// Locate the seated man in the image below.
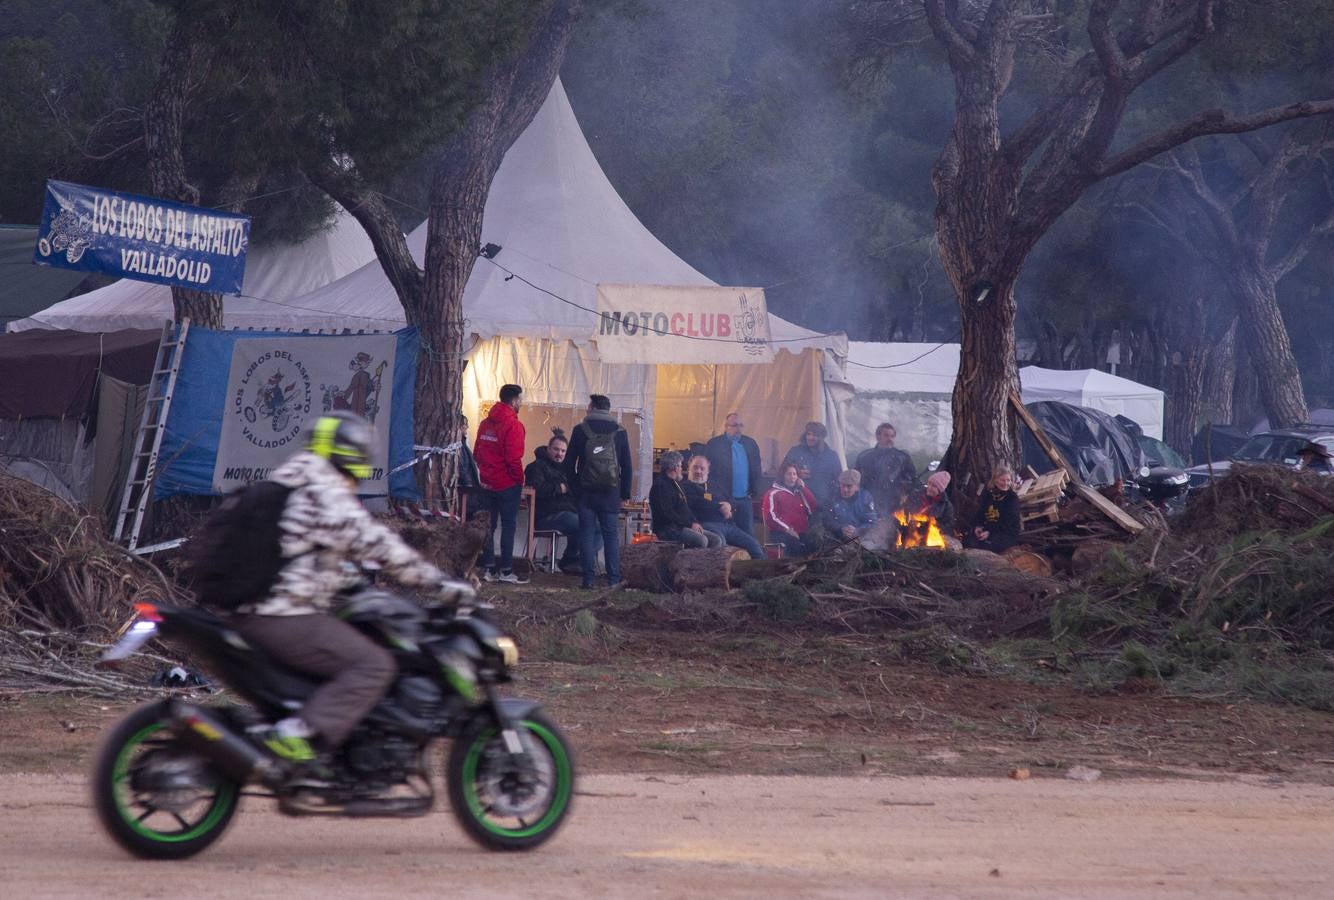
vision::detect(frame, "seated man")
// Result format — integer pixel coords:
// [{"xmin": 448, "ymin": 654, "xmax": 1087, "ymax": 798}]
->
[
  {"xmin": 682, "ymin": 455, "xmax": 764, "ymax": 558},
  {"xmin": 824, "ymin": 469, "xmax": 886, "ymax": 549},
  {"xmin": 649, "ymin": 451, "xmax": 724, "ymax": 549},
  {"xmin": 523, "ymin": 428, "xmax": 583, "ymax": 574}
]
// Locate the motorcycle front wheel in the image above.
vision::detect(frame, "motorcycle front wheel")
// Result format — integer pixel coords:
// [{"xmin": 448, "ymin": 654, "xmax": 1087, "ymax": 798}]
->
[
  {"xmin": 446, "ymin": 710, "xmax": 574, "ymax": 851},
  {"xmin": 92, "ymin": 702, "xmax": 240, "ymax": 859}
]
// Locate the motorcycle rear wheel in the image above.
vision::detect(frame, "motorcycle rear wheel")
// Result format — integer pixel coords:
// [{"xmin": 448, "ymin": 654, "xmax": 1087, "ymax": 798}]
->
[
  {"xmin": 446, "ymin": 710, "xmax": 574, "ymax": 851},
  {"xmin": 92, "ymin": 702, "xmax": 241, "ymax": 859}
]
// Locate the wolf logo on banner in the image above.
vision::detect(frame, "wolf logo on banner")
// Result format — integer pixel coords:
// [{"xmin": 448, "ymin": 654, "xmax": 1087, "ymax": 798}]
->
[
  {"xmin": 215, "ymin": 334, "xmax": 397, "ymax": 495},
  {"xmin": 322, "ymin": 351, "xmax": 387, "ymax": 423}
]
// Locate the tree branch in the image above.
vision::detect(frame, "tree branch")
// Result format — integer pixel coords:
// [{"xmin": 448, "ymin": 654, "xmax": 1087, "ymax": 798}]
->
[
  {"xmin": 1088, "ymin": 0, "xmax": 1126, "ymax": 83},
  {"xmin": 1097, "ymin": 99, "xmax": 1334, "ymax": 179},
  {"xmin": 1125, "ymin": 0, "xmax": 1215, "ymax": 89},
  {"xmin": 925, "ymin": 0, "xmax": 976, "ymax": 64}
]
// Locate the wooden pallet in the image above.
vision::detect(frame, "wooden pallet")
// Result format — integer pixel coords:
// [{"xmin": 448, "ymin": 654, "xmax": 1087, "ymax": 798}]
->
[{"xmin": 1016, "ymin": 469, "xmax": 1068, "ymax": 527}]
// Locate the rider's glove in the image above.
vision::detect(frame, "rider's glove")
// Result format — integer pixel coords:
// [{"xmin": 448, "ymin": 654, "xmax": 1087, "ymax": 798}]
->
[{"xmin": 438, "ymin": 577, "xmax": 477, "ymax": 606}]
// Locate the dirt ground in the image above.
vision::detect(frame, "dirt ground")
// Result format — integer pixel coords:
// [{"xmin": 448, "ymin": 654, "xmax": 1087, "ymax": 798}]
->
[
  {"xmin": 3, "ymin": 579, "xmax": 1334, "ymax": 895},
  {"xmin": 1, "ymin": 772, "xmax": 1332, "ymax": 897},
  {"xmin": 4, "ymin": 580, "xmax": 1334, "ymax": 783}
]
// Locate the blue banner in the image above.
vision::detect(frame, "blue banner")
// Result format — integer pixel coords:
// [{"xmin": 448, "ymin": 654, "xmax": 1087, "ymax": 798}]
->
[
  {"xmin": 154, "ymin": 326, "xmax": 420, "ymax": 499},
  {"xmin": 32, "ymin": 180, "xmax": 250, "ymax": 294}
]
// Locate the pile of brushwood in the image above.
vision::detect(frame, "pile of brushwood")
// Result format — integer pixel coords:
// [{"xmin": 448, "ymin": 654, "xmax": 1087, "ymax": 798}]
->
[
  {"xmin": 0, "ymin": 473, "xmax": 185, "ymax": 696},
  {"xmin": 584, "ymin": 464, "xmax": 1334, "ymax": 709},
  {"xmin": 1045, "ymin": 464, "xmax": 1334, "ymax": 709}
]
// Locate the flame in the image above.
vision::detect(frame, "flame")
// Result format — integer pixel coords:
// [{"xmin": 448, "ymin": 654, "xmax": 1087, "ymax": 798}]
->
[{"xmin": 894, "ymin": 510, "xmax": 946, "ymax": 549}]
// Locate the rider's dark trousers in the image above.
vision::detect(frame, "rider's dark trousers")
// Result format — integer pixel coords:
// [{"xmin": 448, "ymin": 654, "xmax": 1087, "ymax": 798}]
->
[{"xmin": 230, "ymin": 613, "xmax": 395, "ymax": 747}]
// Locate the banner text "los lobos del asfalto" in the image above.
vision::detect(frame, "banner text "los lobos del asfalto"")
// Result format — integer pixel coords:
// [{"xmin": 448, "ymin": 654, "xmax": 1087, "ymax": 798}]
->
[{"xmin": 33, "ymin": 180, "xmax": 250, "ymax": 294}]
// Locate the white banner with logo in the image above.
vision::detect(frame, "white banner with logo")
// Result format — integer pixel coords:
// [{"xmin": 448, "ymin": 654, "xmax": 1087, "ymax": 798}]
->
[
  {"xmin": 593, "ymin": 284, "xmax": 774, "ymax": 364},
  {"xmin": 213, "ymin": 334, "xmax": 398, "ymax": 494}
]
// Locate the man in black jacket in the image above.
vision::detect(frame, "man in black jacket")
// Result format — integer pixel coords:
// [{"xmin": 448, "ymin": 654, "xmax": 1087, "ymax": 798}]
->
[
  {"xmin": 564, "ymin": 395, "xmax": 634, "ymax": 589},
  {"xmin": 524, "ymin": 428, "xmax": 582, "ymax": 574},
  {"xmin": 703, "ymin": 412, "xmax": 765, "ymax": 537},
  {"xmin": 650, "ymin": 451, "xmax": 723, "ymax": 548},
  {"xmin": 683, "ymin": 454, "xmax": 764, "ymax": 558}
]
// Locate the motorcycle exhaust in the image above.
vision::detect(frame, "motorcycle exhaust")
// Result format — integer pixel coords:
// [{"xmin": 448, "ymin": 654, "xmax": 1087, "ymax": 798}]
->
[{"xmin": 167, "ymin": 701, "xmax": 284, "ymax": 787}]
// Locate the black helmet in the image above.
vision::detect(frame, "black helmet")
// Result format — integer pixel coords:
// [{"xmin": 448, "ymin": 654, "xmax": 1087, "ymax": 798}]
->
[{"xmin": 306, "ymin": 412, "xmax": 373, "ymax": 479}]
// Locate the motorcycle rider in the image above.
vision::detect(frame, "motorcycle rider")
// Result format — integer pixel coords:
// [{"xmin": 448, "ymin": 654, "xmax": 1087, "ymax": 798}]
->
[{"xmin": 228, "ymin": 412, "xmax": 475, "ymax": 778}]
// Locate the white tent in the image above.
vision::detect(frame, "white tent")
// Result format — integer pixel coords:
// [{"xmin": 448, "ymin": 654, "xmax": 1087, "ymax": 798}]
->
[
  {"xmin": 1020, "ymin": 366, "xmax": 1164, "ymax": 439},
  {"xmin": 15, "ymin": 80, "xmax": 849, "ymax": 493},
  {"xmin": 844, "ymin": 342, "xmax": 959, "ymax": 463},
  {"xmin": 7, "ymin": 203, "xmax": 378, "ymax": 333}
]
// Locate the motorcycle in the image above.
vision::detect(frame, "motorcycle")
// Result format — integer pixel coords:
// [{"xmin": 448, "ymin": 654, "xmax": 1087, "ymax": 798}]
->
[{"xmin": 91, "ymin": 591, "xmax": 574, "ymax": 859}]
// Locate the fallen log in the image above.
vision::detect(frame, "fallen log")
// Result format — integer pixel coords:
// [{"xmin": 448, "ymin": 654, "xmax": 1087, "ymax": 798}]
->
[
  {"xmin": 670, "ymin": 546, "xmax": 750, "ymax": 593},
  {"xmin": 728, "ymin": 557, "xmax": 803, "ymax": 586},
  {"xmin": 621, "ymin": 540, "xmax": 683, "ymax": 592},
  {"xmin": 1002, "ymin": 546, "xmax": 1054, "ymax": 577}
]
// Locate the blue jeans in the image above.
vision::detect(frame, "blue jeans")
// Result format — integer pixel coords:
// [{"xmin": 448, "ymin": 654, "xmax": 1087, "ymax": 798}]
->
[
  {"xmin": 578, "ymin": 490, "xmax": 621, "ymax": 588},
  {"xmin": 477, "ymin": 484, "xmax": 522, "ymax": 573},
  {"xmin": 702, "ymin": 521, "xmax": 763, "ymax": 559},
  {"xmin": 726, "ymin": 497, "xmax": 754, "ymax": 536},
  {"xmin": 535, "ymin": 510, "xmax": 582, "ymax": 564}
]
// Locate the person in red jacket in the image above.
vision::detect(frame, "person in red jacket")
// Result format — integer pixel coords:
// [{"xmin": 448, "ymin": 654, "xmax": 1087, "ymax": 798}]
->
[
  {"xmin": 472, "ymin": 384, "xmax": 528, "ymax": 583},
  {"xmin": 762, "ymin": 461, "xmax": 821, "ymax": 557}
]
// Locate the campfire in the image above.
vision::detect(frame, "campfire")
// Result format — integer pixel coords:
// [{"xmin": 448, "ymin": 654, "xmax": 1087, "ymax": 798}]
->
[{"xmin": 894, "ymin": 510, "xmax": 946, "ymax": 549}]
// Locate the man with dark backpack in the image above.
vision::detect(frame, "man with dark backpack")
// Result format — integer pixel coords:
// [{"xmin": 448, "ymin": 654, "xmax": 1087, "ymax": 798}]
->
[
  {"xmin": 564, "ymin": 394, "xmax": 632, "ymax": 589},
  {"xmin": 191, "ymin": 412, "xmax": 474, "ymax": 780}
]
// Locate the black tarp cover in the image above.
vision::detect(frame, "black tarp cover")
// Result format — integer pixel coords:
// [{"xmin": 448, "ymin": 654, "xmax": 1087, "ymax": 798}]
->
[
  {"xmin": 0, "ymin": 328, "xmax": 159, "ymax": 420},
  {"xmin": 1020, "ymin": 400, "xmax": 1147, "ymax": 486}
]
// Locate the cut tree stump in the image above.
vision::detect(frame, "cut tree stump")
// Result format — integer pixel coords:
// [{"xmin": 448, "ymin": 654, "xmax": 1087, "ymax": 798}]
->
[
  {"xmin": 1070, "ymin": 539, "xmax": 1121, "ymax": 576},
  {"xmin": 621, "ymin": 541, "xmax": 683, "ymax": 592},
  {"xmin": 670, "ymin": 546, "xmax": 751, "ymax": 593},
  {"xmin": 1000, "ymin": 546, "xmax": 1054, "ymax": 577},
  {"xmin": 394, "ymin": 515, "xmax": 489, "ymax": 579}
]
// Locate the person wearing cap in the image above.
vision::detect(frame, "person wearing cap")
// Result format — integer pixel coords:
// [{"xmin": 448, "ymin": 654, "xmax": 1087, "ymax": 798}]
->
[
  {"xmin": 907, "ymin": 470, "xmax": 956, "ymax": 531},
  {"xmin": 824, "ymin": 469, "xmax": 880, "ymax": 545},
  {"xmin": 782, "ymin": 421, "xmax": 843, "ymax": 511},
  {"xmin": 1297, "ymin": 442, "xmax": 1333, "ymax": 474}
]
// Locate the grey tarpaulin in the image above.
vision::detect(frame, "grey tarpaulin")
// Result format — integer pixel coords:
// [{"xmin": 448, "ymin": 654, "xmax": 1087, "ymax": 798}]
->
[
  {"xmin": 1019, "ymin": 401, "xmax": 1147, "ymax": 486},
  {"xmin": 93, "ymin": 375, "xmax": 148, "ymax": 522}
]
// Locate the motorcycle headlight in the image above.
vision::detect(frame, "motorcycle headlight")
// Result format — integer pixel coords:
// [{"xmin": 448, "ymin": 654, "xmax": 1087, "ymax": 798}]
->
[{"xmin": 493, "ymin": 636, "xmax": 519, "ymax": 667}]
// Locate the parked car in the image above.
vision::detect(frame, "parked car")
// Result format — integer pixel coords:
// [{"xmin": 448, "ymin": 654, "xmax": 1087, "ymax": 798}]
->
[{"xmin": 1185, "ymin": 426, "xmax": 1334, "ymax": 491}]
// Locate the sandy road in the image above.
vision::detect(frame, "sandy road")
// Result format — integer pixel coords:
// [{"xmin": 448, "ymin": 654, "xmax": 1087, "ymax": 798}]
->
[{"xmin": 1, "ymin": 772, "xmax": 1331, "ymax": 898}]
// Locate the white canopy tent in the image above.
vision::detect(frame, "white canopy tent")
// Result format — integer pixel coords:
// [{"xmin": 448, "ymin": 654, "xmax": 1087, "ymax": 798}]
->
[
  {"xmin": 844, "ymin": 342, "xmax": 959, "ymax": 464},
  {"xmin": 15, "ymin": 80, "xmax": 849, "ymax": 494},
  {"xmin": 1019, "ymin": 366, "xmax": 1164, "ymax": 439},
  {"xmin": 7, "ymin": 203, "xmax": 378, "ymax": 333}
]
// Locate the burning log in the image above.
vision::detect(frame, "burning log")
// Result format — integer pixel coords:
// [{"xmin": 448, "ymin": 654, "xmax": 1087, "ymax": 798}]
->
[{"xmin": 894, "ymin": 510, "xmax": 947, "ymax": 549}]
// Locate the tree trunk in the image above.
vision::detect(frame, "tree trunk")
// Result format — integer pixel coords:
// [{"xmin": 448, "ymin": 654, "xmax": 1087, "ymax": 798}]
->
[
  {"xmin": 669, "ymin": 546, "xmax": 750, "ymax": 593},
  {"xmin": 1230, "ymin": 262, "xmax": 1308, "ymax": 428},
  {"xmin": 144, "ymin": 15, "xmax": 223, "ymax": 329},
  {"xmin": 416, "ymin": 0, "xmax": 581, "ymax": 509},
  {"xmin": 1200, "ymin": 318, "xmax": 1237, "ymax": 427},
  {"xmin": 1163, "ymin": 297, "xmax": 1208, "ymax": 455}
]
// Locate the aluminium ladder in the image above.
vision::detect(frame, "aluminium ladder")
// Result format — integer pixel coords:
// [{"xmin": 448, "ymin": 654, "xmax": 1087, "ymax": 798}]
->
[{"xmin": 114, "ymin": 318, "xmax": 191, "ymax": 551}]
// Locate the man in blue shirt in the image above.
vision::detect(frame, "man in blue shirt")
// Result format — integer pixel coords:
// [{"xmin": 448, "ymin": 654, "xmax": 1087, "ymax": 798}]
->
[{"xmin": 703, "ymin": 412, "xmax": 765, "ymax": 536}]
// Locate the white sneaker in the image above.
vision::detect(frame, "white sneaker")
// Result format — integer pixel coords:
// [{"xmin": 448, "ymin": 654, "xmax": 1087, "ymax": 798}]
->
[
  {"xmin": 482, "ymin": 570, "xmax": 498, "ymax": 583},
  {"xmin": 495, "ymin": 570, "xmax": 529, "ymax": 585}
]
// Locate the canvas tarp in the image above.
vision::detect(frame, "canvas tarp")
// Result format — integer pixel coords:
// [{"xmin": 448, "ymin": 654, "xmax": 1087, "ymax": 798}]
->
[
  {"xmin": 0, "ymin": 328, "xmax": 159, "ymax": 420},
  {"xmin": 1020, "ymin": 366, "xmax": 1164, "ymax": 440},
  {"xmin": 0, "ymin": 224, "xmax": 90, "ymax": 326}
]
